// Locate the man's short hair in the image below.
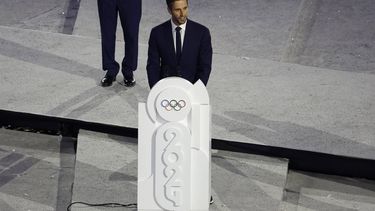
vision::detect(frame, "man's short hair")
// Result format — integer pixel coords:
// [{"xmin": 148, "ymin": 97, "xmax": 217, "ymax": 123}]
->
[{"xmin": 166, "ymin": 0, "xmax": 188, "ymax": 8}]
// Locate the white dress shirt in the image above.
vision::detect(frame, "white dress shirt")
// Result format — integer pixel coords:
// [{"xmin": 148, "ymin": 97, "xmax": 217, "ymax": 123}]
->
[{"xmin": 171, "ymin": 19, "xmax": 187, "ymax": 53}]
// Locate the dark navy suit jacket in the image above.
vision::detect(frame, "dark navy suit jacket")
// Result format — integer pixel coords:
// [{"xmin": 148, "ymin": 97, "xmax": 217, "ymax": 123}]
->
[{"xmin": 146, "ymin": 19, "xmax": 213, "ymax": 88}]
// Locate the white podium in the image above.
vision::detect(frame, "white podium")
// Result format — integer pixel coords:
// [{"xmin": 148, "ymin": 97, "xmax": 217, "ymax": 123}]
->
[{"xmin": 138, "ymin": 77, "xmax": 211, "ymax": 211}]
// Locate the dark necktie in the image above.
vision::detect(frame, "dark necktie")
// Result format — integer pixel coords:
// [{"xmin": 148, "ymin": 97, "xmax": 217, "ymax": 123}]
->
[{"xmin": 176, "ymin": 26, "xmax": 182, "ymax": 63}]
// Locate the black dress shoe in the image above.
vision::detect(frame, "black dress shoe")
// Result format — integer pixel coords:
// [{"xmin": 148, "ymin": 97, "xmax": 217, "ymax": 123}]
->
[
  {"xmin": 124, "ymin": 77, "xmax": 136, "ymax": 87},
  {"xmin": 100, "ymin": 76, "xmax": 115, "ymax": 87},
  {"xmin": 210, "ymin": 196, "xmax": 214, "ymax": 204}
]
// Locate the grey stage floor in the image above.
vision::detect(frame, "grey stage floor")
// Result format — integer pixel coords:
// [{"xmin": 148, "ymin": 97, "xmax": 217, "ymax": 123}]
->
[
  {"xmin": 1, "ymin": 128, "xmax": 375, "ymax": 211},
  {"xmin": 0, "ymin": 0, "xmax": 374, "ymax": 160}
]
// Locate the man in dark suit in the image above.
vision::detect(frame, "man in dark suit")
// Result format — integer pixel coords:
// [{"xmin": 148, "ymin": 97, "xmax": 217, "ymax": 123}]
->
[
  {"xmin": 146, "ymin": 0, "xmax": 212, "ymax": 88},
  {"xmin": 98, "ymin": 0, "xmax": 141, "ymax": 87}
]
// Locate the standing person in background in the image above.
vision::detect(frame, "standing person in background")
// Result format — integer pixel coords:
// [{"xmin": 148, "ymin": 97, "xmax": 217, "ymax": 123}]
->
[
  {"xmin": 98, "ymin": 0, "xmax": 141, "ymax": 87},
  {"xmin": 146, "ymin": 0, "xmax": 212, "ymax": 88}
]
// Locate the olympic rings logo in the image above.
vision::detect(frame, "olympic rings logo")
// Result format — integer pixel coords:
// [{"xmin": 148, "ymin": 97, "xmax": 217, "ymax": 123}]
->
[{"xmin": 161, "ymin": 99, "xmax": 186, "ymax": 111}]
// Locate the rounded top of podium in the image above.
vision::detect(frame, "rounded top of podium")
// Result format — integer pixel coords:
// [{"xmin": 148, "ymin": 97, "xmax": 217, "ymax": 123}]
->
[{"xmin": 146, "ymin": 77, "xmax": 209, "ymax": 122}]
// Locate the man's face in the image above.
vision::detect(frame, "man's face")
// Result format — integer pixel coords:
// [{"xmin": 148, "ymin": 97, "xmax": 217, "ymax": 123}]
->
[{"xmin": 168, "ymin": 0, "xmax": 188, "ymax": 25}]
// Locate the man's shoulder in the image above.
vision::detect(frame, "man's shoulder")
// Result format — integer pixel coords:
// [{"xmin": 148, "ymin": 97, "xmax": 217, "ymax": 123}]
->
[
  {"xmin": 151, "ymin": 20, "xmax": 170, "ymax": 32},
  {"xmin": 187, "ymin": 19, "xmax": 209, "ymax": 32}
]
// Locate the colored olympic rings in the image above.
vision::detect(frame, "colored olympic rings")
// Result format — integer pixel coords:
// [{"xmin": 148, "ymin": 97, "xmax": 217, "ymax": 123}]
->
[{"xmin": 161, "ymin": 99, "xmax": 186, "ymax": 111}]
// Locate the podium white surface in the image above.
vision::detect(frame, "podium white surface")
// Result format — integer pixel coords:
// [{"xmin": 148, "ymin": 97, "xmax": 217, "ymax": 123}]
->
[{"xmin": 138, "ymin": 78, "xmax": 211, "ymax": 211}]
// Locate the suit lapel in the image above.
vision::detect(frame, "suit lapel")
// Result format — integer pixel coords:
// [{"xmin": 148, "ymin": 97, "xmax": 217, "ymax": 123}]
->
[{"xmin": 163, "ymin": 21, "xmax": 177, "ymax": 62}]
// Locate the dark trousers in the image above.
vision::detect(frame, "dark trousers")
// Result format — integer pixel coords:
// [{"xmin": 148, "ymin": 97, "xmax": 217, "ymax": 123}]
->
[{"xmin": 97, "ymin": 0, "xmax": 141, "ymax": 78}]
